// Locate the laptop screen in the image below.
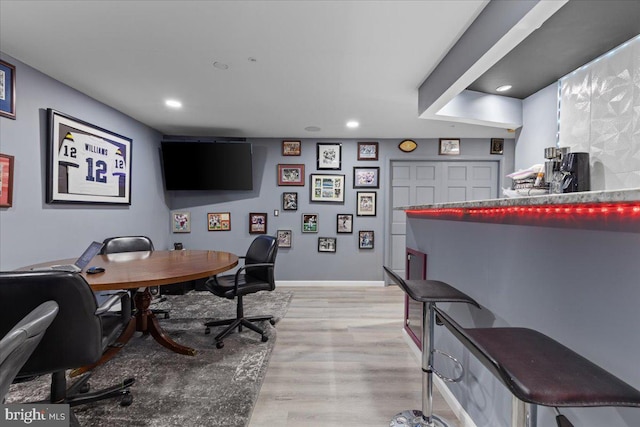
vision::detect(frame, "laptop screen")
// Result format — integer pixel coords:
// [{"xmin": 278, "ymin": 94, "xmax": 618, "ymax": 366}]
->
[{"xmin": 75, "ymin": 241, "xmax": 104, "ymax": 270}]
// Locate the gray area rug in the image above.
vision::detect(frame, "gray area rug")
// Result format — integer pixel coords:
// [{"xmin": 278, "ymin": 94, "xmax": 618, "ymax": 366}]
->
[{"xmin": 7, "ymin": 289, "xmax": 293, "ymax": 427}]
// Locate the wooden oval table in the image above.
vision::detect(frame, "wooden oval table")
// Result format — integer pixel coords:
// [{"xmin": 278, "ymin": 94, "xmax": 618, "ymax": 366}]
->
[{"xmin": 23, "ymin": 250, "xmax": 238, "ymax": 373}]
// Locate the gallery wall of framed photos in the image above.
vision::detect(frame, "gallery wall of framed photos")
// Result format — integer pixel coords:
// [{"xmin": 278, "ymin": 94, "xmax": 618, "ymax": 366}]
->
[
  {"xmin": 272, "ymin": 140, "xmax": 380, "ymax": 254},
  {"xmin": 162, "ymin": 135, "xmax": 511, "ymax": 281}
]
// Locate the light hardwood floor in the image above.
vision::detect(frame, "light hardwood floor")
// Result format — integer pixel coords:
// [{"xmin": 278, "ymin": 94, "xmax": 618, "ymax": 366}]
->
[{"xmin": 249, "ymin": 286, "xmax": 460, "ymax": 427}]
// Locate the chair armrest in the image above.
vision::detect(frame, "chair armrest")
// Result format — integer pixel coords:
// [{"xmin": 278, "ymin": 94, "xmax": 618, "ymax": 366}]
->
[
  {"xmin": 234, "ymin": 262, "xmax": 275, "ymax": 279},
  {"xmin": 95, "ymin": 291, "xmax": 128, "ymax": 315}
]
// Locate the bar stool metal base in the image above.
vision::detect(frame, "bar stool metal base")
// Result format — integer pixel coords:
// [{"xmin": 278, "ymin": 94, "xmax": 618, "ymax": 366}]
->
[{"xmin": 390, "ymin": 410, "xmax": 453, "ymax": 427}]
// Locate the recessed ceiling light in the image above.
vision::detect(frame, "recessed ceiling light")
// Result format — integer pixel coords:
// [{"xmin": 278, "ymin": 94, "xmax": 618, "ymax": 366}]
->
[
  {"xmin": 496, "ymin": 84, "xmax": 513, "ymax": 92},
  {"xmin": 165, "ymin": 99, "xmax": 182, "ymax": 108},
  {"xmin": 346, "ymin": 121, "xmax": 359, "ymax": 129},
  {"xmin": 305, "ymin": 126, "xmax": 321, "ymax": 132},
  {"xmin": 213, "ymin": 61, "xmax": 229, "ymax": 70}
]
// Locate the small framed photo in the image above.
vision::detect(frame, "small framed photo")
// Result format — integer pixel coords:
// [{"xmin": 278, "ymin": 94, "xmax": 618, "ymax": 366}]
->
[
  {"xmin": 491, "ymin": 138, "xmax": 504, "ymax": 155},
  {"xmin": 356, "ymin": 191, "xmax": 377, "ymax": 216},
  {"xmin": 302, "ymin": 213, "xmax": 319, "ymax": 233},
  {"xmin": 0, "ymin": 153, "xmax": 15, "ymax": 207},
  {"xmin": 249, "ymin": 212, "xmax": 267, "ymax": 234},
  {"xmin": 317, "ymin": 143, "xmax": 342, "ymax": 170},
  {"xmin": 277, "ymin": 230, "xmax": 292, "ymax": 248},
  {"xmin": 353, "ymin": 167, "xmax": 379, "ymax": 188},
  {"xmin": 0, "ymin": 60, "xmax": 16, "ymax": 119},
  {"xmin": 439, "ymin": 138, "xmax": 460, "ymax": 155},
  {"xmin": 208, "ymin": 212, "xmax": 231, "ymax": 231},
  {"xmin": 282, "ymin": 140, "xmax": 301, "ymax": 156},
  {"xmin": 357, "ymin": 142, "xmax": 378, "ymax": 161},
  {"xmin": 336, "ymin": 214, "xmax": 353, "ymax": 233},
  {"xmin": 278, "ymin": 164, "xmax": 305, "ymax": 186},
  {"xmin": 318, "ymin": 237, "xmax": 337, "ymax": 253},
  {"xmin": 359, "ymin": 231, "xmax": 374, "ymax": 249},
  {"xmin": 282, "ymin": 192, "xmax": 298, "ymax": 210},
  {"xmin": 172, "ymin": 211, "xmax": 191, "ymax": 233},
  {"xmin": 310, "ymin": 174, "xmax": 345, "ymax": 203}
]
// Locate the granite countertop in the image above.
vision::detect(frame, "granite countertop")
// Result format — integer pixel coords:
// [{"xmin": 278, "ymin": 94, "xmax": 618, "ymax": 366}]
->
[{"xmin": 400, "ymin": 188, "xmax": 640, "ymax": 210}]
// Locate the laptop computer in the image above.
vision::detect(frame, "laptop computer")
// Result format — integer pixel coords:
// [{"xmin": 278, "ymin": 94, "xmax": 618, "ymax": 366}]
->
[{"xmin": 32, "ymin": 241, "xmax": 104, "ymax": 273}]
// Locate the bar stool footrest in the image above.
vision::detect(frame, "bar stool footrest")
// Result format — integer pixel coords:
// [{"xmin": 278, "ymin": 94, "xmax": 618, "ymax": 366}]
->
[{"xmin": 431, "ymin": 349, "xmax": 464, "ymax": 383}]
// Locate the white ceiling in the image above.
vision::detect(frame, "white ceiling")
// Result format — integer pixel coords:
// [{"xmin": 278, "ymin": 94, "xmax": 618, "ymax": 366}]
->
[{"xmin": 0, "ymin": 0, "xmax": 516, "ymax": 139}]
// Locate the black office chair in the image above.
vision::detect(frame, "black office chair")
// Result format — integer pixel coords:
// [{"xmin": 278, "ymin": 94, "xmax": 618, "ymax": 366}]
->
[
  {"xmin": 0, "ymin": 300, "xmax": 59, "ymax": 403},
  {"xmin": 204, "ymin": 235, "xmax": 278, "ymax": 349},
  {"xmin": 101, "ymin": 235, "xmax": 170, "ymax": 319},
  {"xmin": 0, "ymin": 271, "xmax": 135, "ymax": 421}
]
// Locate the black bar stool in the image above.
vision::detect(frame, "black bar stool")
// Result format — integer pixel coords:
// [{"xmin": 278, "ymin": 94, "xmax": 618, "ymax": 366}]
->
[
  {"xmin": 434, "ymin": 306, "xmax": 640, "ymax": 427},
  {"xmin": 384, "ymin": 266, "xmax": 480, "ymax": 427}
]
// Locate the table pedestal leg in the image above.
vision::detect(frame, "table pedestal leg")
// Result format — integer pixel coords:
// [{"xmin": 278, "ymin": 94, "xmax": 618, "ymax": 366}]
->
[
  {"xmin": 70, "ymin": 314, "xmax": 137, "ymax": 377},
  {"xmin": 134, "ymin": 288, "xmax": 196, "ymax": 356}
]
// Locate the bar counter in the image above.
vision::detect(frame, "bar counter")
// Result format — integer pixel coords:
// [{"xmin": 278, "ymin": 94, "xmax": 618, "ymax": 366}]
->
[
  {"xmin": 401, "ymin": 188, "xmax": 640, "ymax": 427},
  {"xmin": 403, "ymin": 188, "xmax": 640, "ymax": 233}
]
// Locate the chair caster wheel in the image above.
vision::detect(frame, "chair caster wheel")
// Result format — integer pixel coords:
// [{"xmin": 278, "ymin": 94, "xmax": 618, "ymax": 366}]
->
[
  {"xmin": 216, "ymin": 341, "xmax": 224, "ymax": 349},
  {"xmin": 261, "ymin": 335, "xmax": 268, "ymax": 342},
  {"xmin": 79, "ymin": 382, "xmax": 90, "ymax": 393},
  {"xmin": 120, "ymin": 392, "xmax": 133, "ymax": 407},
  {"xmin": 269, "ymin": 319, "xmax": 276, "ymax": 325},
  {"xmin": 205, "ymin": 327, "xmax": 211, "ymax": 335}
]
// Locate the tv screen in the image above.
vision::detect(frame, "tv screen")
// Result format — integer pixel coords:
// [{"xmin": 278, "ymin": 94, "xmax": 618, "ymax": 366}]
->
[{"xmin": 161, "ymin": 141, "xmax": 253, "ymax": 191}]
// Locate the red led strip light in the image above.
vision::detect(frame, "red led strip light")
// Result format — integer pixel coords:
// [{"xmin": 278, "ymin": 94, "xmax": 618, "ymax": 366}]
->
[{"xmin": 406, "ymin": 202, "xmax": 640, "ymax": 233}]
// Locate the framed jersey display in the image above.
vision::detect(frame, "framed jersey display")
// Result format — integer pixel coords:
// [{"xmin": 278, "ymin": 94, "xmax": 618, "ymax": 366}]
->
[{"xmin": 47, "ymin": 109, "xmax": 132, "ymax": 204}]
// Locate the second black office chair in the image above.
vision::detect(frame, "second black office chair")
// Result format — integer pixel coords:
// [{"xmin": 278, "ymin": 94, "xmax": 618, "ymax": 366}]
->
[
  {"xmin": 101, "ymin": 235, "xmax": 170, "ymax": 319},
  {"xmin": 204, "ymin": 235, "xmax": 278, "ymax": 349}
]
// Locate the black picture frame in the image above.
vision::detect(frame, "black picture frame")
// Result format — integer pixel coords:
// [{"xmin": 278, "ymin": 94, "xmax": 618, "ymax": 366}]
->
[
  {"xmin": 356, "ymin": 191, "xmax": 376, "ymax": 216},
  {"xmin": 491, "ymin": 138, "xmax": 504, "ymax": 155},
  {"xmin": 318, "ymin": 237, "xmax": 337, "ymax": 253},
  {"xmin": 310, "ymin": 174, "xmax": 345, "ymax": 203},
  {"xmin": 47, "ymin": 109, "xmax": 132, "ymax": 204},
  {"xmin": 358, "ymin": 230, "xmax": 374, "ymax": 249},
  {"xmin": 316, "ymin": 143, "xmax": 342, "ymax": 170},
  {"xmin": 336, "ymin": 214, "xmax": 353, "ymax": 233},
  {"xmin": 282, "ymin": 192, "xmax": 298, "ymax": 210},
  {"xmin": 353, "ymin": 167, "xmax": 380, "ymax": 188}
]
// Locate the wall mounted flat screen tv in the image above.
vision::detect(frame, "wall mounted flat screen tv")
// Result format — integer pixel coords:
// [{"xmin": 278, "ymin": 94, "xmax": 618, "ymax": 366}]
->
[{"xmin": 161, "ymin": 141, "xmax": 253, "ymax": 191}]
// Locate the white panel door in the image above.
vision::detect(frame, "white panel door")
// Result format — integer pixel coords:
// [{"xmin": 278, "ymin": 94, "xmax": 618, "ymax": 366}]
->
[{"xmin": 388, "ymin": 160, "xmax": 499, "ymax": 279}]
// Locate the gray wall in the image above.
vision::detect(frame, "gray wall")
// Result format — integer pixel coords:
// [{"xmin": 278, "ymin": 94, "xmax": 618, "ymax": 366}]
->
[
  {"xmin": 166, "ymin": 138, "xmax": 385, "ymax": 282},
  {"xmin": 0, "ymin": 53, "xmax": 169, "ymax": 270},
  {"xmin": 515, "ymin": 83, "xmax": 558, "ymax": 170},
  {"xmin": 406, "ymin": 217, "xmax": 640, "ymax": 427},
  {"xmin": 167, "ymin": 137, "xmax": 514, "ymax": 282}
]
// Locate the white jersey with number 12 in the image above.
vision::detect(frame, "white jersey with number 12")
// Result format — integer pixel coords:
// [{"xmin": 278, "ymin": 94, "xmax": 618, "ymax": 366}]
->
[{"xmin": 58, "ymin": 131, "xmax": 127, "ymax": 196}]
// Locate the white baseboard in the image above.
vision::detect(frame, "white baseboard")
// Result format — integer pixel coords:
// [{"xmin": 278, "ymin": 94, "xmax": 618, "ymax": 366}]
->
[
  {"xmin": 402, "ymin": 329, "xmax": 478, "ymax": 427},
  {"xmin": 276, "ymin": 280, "xmax": 385, "ymax": 287}
]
